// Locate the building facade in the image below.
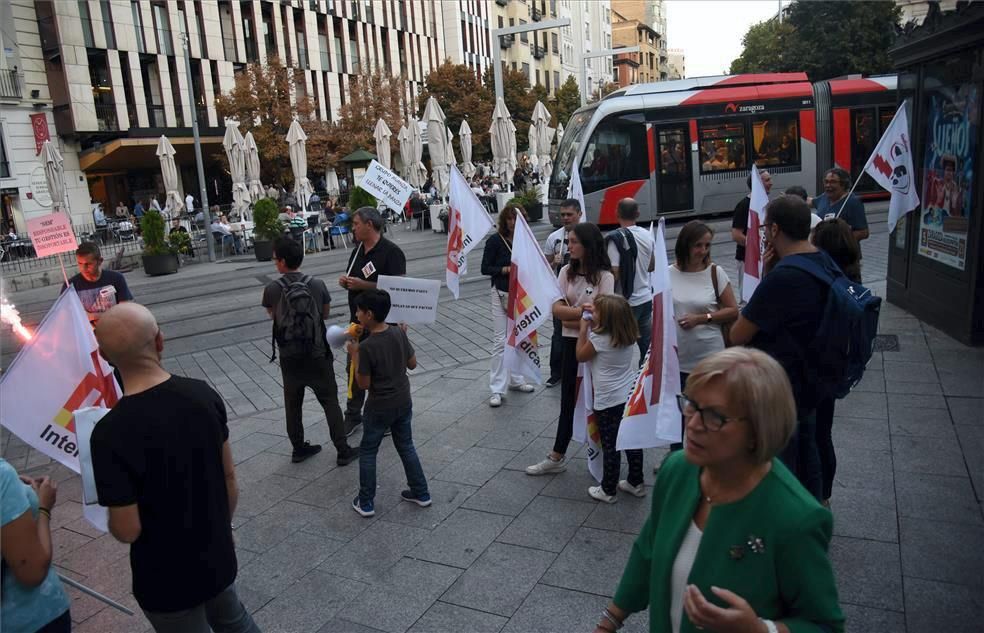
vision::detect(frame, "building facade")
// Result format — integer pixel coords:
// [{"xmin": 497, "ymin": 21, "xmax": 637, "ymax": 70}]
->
[
  {"xmin": 611, "ymin": 6, "xmax": 660, "ymax": 88},
  {"xmin": 666, "ymin": 47, "xmax": 685, "ymax": 80},
  {"xmin": 491, "ymin": 0, "xmax": 568, "ymax": 95},
  {"xmin": 442, "ymin": 0, "xmax": 494, "ymax": 84}
]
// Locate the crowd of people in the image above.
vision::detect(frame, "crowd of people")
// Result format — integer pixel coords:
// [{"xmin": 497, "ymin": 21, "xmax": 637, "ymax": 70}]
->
[{"xmin": 2, "ymin": 164, "xmax": 877, "ymax": 632}]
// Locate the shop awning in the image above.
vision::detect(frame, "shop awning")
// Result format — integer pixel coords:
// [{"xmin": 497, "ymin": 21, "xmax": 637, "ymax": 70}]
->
[{"xmin": 79, "ymin": 136, "xmax": 225, "ymax": 172}]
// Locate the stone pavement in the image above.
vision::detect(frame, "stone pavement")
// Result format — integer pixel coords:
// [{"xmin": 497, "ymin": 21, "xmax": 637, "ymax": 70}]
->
[{"xmin": 2, "ymin": 209, "xmax": 982, "ymax": 632}]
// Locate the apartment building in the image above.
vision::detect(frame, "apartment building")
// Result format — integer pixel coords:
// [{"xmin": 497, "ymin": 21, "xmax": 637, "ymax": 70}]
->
[
  {"xmin": 611, "ymin": 6, "xmax": 660, "ymax": 88},
  {"xmin": 491, "ymin": 0, "xmax": 564, "ymax": 95},
  {"xmin": 443, "ymin": 0, "xmax": 494, "ymax": 83}
]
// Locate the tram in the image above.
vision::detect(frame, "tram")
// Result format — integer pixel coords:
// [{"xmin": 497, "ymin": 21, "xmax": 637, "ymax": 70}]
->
[{"xmin": 547, "ymin": 72, "xmax": 898, "ymax": 226}]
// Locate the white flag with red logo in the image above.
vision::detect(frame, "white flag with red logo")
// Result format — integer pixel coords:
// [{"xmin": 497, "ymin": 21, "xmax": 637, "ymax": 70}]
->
[
  {"xmin": 741, "ymin": 164, "xmax": 770, "ymax": 303},
  {"xmin": 503, "ymin": 213, "xmax": 562, "ymax": 385},
  {"xmin": 447, "ymin": 165, "xmax": 495, "ymax": 298},
  {"xmin": 568, "ymin": 168, "xmax": 587, "ymax": 223},
  {"xmin": 863, "ymin": 103, "xmax": 919, "ymax": 233},
  {"xmin": 618, "ymin": 218, "xmax": 681, "ymax": 450},
  {"xmin": 572, "ymin": 362, "xmax": 603, "ymax": 481}
]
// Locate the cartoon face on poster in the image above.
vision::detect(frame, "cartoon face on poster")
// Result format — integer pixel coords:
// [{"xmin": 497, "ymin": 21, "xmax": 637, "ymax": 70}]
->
[{"xmin": 918, "ymin": 84, "xmax": 978, "ymax": 271}]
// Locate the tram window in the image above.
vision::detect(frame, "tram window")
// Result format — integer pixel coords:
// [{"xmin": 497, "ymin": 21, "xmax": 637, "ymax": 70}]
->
[
  {"xmin": 578, "ymin": 112, "xmax": 648, "ymax": 195},
  {"xmin": 879, "ymin": 107, "xmax": 896, "ymax": 135},
  {"xmin": 751, "ymin": 113, "xmax": 800, "ymax": 168},
  {"xmin": 852, "ymin": 108, "xmax": 877, "ymax": 190},
  {"xmin": 698, "ymin": 120, "xmax": 746, "ymax": 172}
]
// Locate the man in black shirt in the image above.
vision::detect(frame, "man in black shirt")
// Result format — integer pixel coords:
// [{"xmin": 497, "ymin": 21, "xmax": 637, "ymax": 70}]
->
[
  {"xmin": 730, "ymin": 171, "xmax": 772, "ymax": 301},
  {"xmin": 63, "ymin": 242, "xmax": 134, "ymax": 323},
  {"xmin": 90, "ymin": 302, "xmax": 258, "ymax": 633},
  {"xmin": 338, "ymin": 207, "xmax": 407, "ymax": 434},
  {"xmin": 730, "ymin": 195, "xmax": 827, "ymax": 500},
  {"xmin": 262, "ymin": 238, "xmax": 358, "ymax": 465}
]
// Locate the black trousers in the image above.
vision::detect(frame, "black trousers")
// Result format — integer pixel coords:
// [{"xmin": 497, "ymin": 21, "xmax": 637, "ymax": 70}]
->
[
  {"xmin": 552, "ymin": 337, "xmax": 579, "ymax": 456},
  {"xmin": 280, "ymin": 354, "xmax": 348, "ymax": 451},
  {"xmin": 548, "ymin": 317, "xmax": 564, "ymax": 380},
  {"xmin": 815, "ymin": 396, "xmax": 837, "ymax": 500},
  {"xmin": 596, "ymin": 403, "xmax": 644, "ymax": 495}
]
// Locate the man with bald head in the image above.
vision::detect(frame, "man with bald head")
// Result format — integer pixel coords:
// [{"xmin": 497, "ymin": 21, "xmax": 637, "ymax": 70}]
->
[{"xmin": 90, "ymin": 303, "xmax": 258, "ymax": 633}]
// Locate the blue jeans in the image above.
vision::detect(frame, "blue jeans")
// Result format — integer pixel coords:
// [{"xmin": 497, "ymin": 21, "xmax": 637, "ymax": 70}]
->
[
  {"xmin": 358, "ymin": 404, "xmax": 428, "ymax": 503},
  {"xmin": 631, "ymin": 301, "xmax": 653, "ymax": 366}
]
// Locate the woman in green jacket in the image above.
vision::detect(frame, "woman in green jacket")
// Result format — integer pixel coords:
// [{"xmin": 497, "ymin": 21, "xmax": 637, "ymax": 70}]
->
[{"xmin": 594, "ymin": 347, "xmax": 844, "ymax": 633}]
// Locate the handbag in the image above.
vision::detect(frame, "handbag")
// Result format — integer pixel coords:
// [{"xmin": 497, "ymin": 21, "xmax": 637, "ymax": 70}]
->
[{"xmin": 710, "ymin": 263, "xmax": 734, "ymax": 347}]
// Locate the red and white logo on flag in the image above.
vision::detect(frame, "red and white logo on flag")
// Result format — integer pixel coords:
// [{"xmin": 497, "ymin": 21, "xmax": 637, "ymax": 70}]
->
[
  {"xmin": 446, "ymin": 165, "xmax": 494, "ymax": 298},
  {"xmin": 741, "ymin": 165, "xmax": 770, "ymax": 304}
]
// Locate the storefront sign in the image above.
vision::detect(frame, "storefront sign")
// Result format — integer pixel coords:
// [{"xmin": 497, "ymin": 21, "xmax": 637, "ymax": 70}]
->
[
  {"xmin": 29, "ymin": 167, "xmax": 52, "ymax": 207},
  {"xmin": 359, "ymin": 160, "xmax": 413, "ymax": 211},
  {"xmin": 30, "ymin": 113, "xmax": 50, "ymax": 156},
  {"xmin": 27, "ymin": 211, "xmax": 77, "ymax": 257},
  {"xmin": 376, "ymin": 275, "xmax": 441, "ymax": 324},
  {"xmin": 918, "ymin": 84, "xmax": 978, "ymax": 271}
]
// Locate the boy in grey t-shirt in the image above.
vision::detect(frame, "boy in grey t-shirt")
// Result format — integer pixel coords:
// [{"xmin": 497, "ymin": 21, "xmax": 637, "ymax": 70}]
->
[{"xmin": 347, "ymin": 289, "xmax": 430, "ymax": 517}]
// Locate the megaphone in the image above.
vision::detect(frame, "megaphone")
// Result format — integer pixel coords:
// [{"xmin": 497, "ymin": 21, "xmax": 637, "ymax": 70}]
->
[{"xmin": 326, "ymin": 323, "xmax": 362, "ymax": 348}]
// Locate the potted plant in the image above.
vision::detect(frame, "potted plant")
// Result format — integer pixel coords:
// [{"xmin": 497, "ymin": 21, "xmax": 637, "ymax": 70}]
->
[
  {"xmin": 509, "ymin": 187, "xmax": 544, "ymax": 222},
  {"xmin": 252, "ymin": 198, "xmax": 284, "ymax": 262},
  {"xmin": 347, "ymin": 186, "xmax": 377, "ymax": 211},
  {"xmin": 140, "ymin": 210, "xmax": 179, "ymax": 275}
]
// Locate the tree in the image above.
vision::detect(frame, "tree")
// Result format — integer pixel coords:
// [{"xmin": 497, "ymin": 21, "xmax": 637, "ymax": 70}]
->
[
  {"xmin": 553, "ymin": 76, "xmax": 582, "ymax": 129},
  {"xmin": 418, "ymin": 61, "xmax": 494, "ymax": 161},
  {"xmin": 214, "ymin": 58, "xmax": 315, "ymax": 185},
  {"xmin": 728, "ymin": 1, "xmax": 901, "ymax": 81},
  {"xmin": 483, "ymin": 67, "xmax": 536, "ymax": 153},
  {"xmin": 591, "ymin": 81, "xmax": 620, "ymax": 102}
]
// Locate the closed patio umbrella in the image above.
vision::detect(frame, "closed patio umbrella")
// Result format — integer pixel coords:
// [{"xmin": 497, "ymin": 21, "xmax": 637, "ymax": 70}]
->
[
  {"xmin": 243, "ymin": 131, "xmax": 264, "ymax": 203},
  {"xmin": 423, "ymin": 96, "xmax": 450, "ymax": 198},
  {"xmin": 409, "ymin": 118, "xmax": 426, "ymax": 188},
  {"xmin": 286, "ymin": 119, "xmax": 312, "ymax": 212},
  {"xmin": 490, "ymin": 97, "xmax": 517, "ymax": 185},
  {"xmin": 41, "ymin": 140, "xmax": 68, "ymax": 215},
  {"xmin": 325, "ymin": 168, "xmax": 340, "ymax": 197},
  {"xmin": 155, "ymin": 135, "xmax": 184, "ymax": 217},
  {"xmin": 532, "ymin": 101, "xmax": 556, "ymax": 198},
  {"xmin": 223, "ymin": 120, "xmax": 250, "ymax": 217},
  {"xmin": 447, "ymin": 127, "xmax": 457, "ymax": 169},
  {"xmin": 373, "ymin": 118, "xmax": 393, "ymax": 170},
  {"xmin": 527, "ymin": 123, "xmax": 539, "ymax": 171},
  {"xmin": 459, "ymin": 120, "xmax": 476, "ymax": 180},
  {"xmin": 397, "ymin": 124, "xmax": 411, "ymax": 180}
]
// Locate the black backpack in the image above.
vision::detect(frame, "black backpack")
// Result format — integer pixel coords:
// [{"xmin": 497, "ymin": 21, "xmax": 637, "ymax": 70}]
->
[
  {"xmin": 269, "ymin": 275, "xmax": 324, "ymax": 362},
  {"xmin": 605, "ymin": 228, "xmax": 638, "ymax": 300}
]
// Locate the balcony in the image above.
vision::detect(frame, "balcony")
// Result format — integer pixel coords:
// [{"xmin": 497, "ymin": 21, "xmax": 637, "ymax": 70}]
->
[
  {"xmin": 0, "ymin": 69, "xmax": 21, "ymax": 99},
  {"xmin": 495, "ymin": 0, "xmax": 509, "ymax": 6},
  {"xmin": 532, "ymin": 45, "xmax": 545, "ymax": 59},
  {"xmin": 531, "ymin": 6, "xmax": 541, "ymax": 21},
  {"xmin": 500, "ymin": 34, "xmax": 514, "ymax": 49},
  {"xmin": 94, "ymin": 104, "xmax": 119, "ymax": 132}
]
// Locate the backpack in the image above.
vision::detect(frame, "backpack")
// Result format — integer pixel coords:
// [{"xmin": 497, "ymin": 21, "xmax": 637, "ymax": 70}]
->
[
  {"xmin": 778, "ymin": 252, "xmax": 881, "ymax": 401},
  {"xmin": 269, "ymin": 275, "xmax": 324, "ymax": 362},
  {"xmin": 605, "ymin": 228, "xmax": 638, "ymax": 300}
]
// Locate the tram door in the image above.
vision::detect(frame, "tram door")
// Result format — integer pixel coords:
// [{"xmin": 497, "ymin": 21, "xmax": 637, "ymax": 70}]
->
[{"xmin": 654, "ymin": 125, "xmax": 693, "ymax": 214}]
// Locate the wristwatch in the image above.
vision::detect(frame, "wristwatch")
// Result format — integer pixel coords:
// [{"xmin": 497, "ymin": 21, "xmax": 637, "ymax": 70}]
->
[
  {"xmin": 760, "ymin": 618, "xmax": 778, "ymax": 633},
  {"xmin": 705, "ymin": 312, "xmax": 712, "ymax": 323}
]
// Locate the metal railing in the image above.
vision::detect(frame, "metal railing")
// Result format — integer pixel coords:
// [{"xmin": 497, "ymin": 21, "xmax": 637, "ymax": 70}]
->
[
  {"xmin": 94, "ymin": 104, "xmax": 119, "ymax": 132},
  {"xmin": 532, "ymin": 45, "xmax": 546, "ymax": 59},
  {"xmin": 0, "ymin": 69, "xmax": 21, "ymax": 99},
  {"xmin": 500, "ymin": 34, "xmax": 514, "ymax": 49}
]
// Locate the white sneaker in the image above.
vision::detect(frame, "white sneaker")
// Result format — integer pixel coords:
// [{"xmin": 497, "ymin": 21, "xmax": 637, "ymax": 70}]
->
[
  {"xmin": 588, "ymin": 486, "xmax": 617, "ymax": 504},
  {"xmin": 510, "ymin": 383, "xmax": 535, "ymax": 393},
  {"xmin": 618, "ymin": 480, "xmax": 647, "ymax": 497},
  {"xmin": 525, "ymin": 456, "xmax": 566, "ymax": 475},
  {"xmin": 489, "ymin": 393, "xmax": 503, "ymax": 407}
]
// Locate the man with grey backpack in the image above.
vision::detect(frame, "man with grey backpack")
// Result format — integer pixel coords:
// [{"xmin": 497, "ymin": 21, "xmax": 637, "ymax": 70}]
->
[{"xmin": 262, "ymin": 237, "xmax": 359, "ymax": 465}]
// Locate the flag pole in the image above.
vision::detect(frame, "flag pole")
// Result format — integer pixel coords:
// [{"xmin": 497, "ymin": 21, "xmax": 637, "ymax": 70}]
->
[
  {"xmin": 57, "ymin": 253, "xmax": 70, "ymax": 287},
  {"xmin": 58, "ymin": 574, "xmax": 134, "ymax": 616},
  {"xmin": 344, "ymin": 242, "xmax": 363, "ymax": 277}
]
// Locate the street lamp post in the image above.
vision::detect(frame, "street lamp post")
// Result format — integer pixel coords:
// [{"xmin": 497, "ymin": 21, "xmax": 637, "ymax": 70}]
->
[
  {"xmin": 491, "ymin": 18, "xmax": 571, "ymax": 101},
  {"xmin": 580, "ymin": 46, "xmax": 640, "ymax": 106},
  {"xmin": 182, "ymin": 32, "xmax": 215, "ymax": 262}
]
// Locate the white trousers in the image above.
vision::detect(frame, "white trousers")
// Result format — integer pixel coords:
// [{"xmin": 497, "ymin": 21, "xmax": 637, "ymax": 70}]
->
[{"xmin": 489, "ymin": 287, "xmax": 526, "ymax": 395}]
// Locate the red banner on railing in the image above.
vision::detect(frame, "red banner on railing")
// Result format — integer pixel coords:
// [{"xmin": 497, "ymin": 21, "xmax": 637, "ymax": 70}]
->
[{"xmin": 30, "ymin": 113, "xmax": 50, "ymax": 155}]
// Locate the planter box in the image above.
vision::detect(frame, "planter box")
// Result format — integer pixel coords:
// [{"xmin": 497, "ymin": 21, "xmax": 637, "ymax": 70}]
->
[
  {"xmin": 253, "ymin": 240, "xmax": 274, "ymax": 261},
  {"xmin": 142, "ymin": 253, "xmax": 179, "ymax": 276}
]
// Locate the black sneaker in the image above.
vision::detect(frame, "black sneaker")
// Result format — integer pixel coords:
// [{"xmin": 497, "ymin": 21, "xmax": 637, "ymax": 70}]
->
[
  {"xmin": 291, "ymin": 442, "xmax": 322, "ymax": 463},
  {"xmin": 345, "ymin": 419, "xmax": 362, "ymax": 437},
  {"xmin": 545, "ymin": 376, "xmax": 561, "ymax": 388},
  {"xmin": 336, "ymin": 445, "xmax": 360, "ymax": 466}
]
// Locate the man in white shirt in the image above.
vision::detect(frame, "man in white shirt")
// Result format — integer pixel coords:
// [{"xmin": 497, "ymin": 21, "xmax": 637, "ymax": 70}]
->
[
  {"xmin": 185, "ymin": 193, "xmax": 195, "ymax": 216},
  {"xmin": 606, "ymin": 198, "xmax": 655, "ymax": 364},
  {"xmin": 541, "ymin": 198, "xmax": 582, "ymax": 387},
  {"xmin": 211, "ymin": 214, "xmax": 242, "ymax": 254}
]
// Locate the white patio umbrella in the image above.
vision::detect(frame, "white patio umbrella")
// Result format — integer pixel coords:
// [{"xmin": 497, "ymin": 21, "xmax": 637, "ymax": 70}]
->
[
  {"xmin": 556, "ymin": 122, "xmax": 565, "ymax": 147},
  {"xmin": 40, "ymin": 140, "xmax": 68, "ymax": 215},
  {"xmin": 490, "ymin": 97, "xmax": 517, "ymax": 185},
  {"xmin": 373, "ymin": 118, "xmax": 393, "ymax": 170},
  {"xmin": 223, "ymin": 120, "xmax": 250, "ymax": 217},
  {"xmin": 532, "ymin": 101, "xmax": 556, "ymax": 196},
  {"xmin": 286, "ymin": 118, "xmax": 312, "ymax": 212},
  {"xmin": 459, "ymin": 120, "xmax": 476, "ymax": 179},
  {"xmin": 527, "ymin": 124, "xmax": 539, "ymax": 171},
  {"xmin": 397, "ymin": 124, "xmax": 412, "ymax": 180},
  {"xmin": 408, "ymin": 118, "xmax": 426, "ymax": 188},
  {"xmin": 155, "ymin": 135, "xmax": 184, "ymax": 217},
  {"xmin": 324, "ymin": 168, "xmax": 340, "ymax": 197},
  {"xmin": 446, "ymin": 127, "xmax": 457, "ymax": 169},
  {"xmin": 423, "ymin": 96, "xmax": 450, "ymax": 197},
  {"xmin": 243, "ymin": 131, "xmax": 264, "ymax": 202}
]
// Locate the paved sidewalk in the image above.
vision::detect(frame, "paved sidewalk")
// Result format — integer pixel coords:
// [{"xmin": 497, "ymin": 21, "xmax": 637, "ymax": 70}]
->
[{"xmin": 2, "ymin": 217, "xmax": 982, "ymax": 632}]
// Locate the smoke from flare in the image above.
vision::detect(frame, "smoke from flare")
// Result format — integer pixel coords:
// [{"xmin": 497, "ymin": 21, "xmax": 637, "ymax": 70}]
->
[{"xmin": 0, "ymin": 296, "xmax": 32, "ymax": 341}]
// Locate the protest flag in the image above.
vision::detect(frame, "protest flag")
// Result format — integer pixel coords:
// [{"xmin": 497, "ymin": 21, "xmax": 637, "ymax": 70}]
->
[
  {"xmin": 0, "ymin": 288, "xmax": 120, "ymax": 472},
  {"xmin": 568, "ymin": 167, "xmax": 587, "ymax": 223},
  {"xmin": 618, "ymin": 218, "xmax": 681, "ymax": 450},
  {"xmin": 862, "ymin": 103, "xmax": 920, "ymax": 233},
  {"xmin": 572, "ymin": 362, "xmax": 603, "ymax": 481},
  {"xmin": 741, "ymin": 164, "xmax": 771, "ymax": 303},
  {"xmin": 503, "ymin": 212, "xmax": 562, "ymax": 385},
  {"xmin": 446, "ymin": 165, "xmax": 495, "ymax": 298}
]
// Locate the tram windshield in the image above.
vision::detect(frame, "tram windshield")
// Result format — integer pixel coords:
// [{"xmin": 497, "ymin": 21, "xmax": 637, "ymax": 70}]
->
[{"xmin": 549, "ymin": 109, "xmax": 593, "ymax": 199}]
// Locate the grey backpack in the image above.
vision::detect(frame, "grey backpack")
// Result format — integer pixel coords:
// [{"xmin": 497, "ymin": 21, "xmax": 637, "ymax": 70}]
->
[{"xmin": 270, "ymin": 275, "xmax": 323, "ymax": 362}]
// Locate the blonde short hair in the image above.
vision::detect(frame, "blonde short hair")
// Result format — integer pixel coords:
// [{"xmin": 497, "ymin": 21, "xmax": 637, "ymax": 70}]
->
[{"xmin": 685, "ymin": 347, "xmax": 797, "ymax": 463}]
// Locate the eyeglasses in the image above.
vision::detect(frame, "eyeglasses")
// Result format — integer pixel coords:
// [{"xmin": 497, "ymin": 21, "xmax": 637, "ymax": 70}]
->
[{"xmin": 676, "ymin": 394, "xmax": 743, "ymax": 432}]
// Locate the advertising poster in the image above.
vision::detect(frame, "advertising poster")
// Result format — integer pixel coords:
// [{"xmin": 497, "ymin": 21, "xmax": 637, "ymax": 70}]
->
[{"xmin": 918, "ymin": 84, "xmax": 978, "ymax": 271}]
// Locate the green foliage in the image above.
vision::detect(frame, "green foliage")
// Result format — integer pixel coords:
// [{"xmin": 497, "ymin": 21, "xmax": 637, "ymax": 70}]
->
[
  {"xmin": 167, "ymin": 230, "xmax": 193, "ymax": 256},
  {"xmin": 483, "ymin": 67, "xmax": 536, "ymax": 152},
  {"xmin": 347, "ymin": 186, "xmax": 377, "ymax": 211},
  {"xmin": 509, "ymin": 188, "xmax": 541, "ymax": 213},
  {"xmin": 729, "ymin": 1, "xmax": 901, "ymax": 81},
  {"xmin": 419, "ymin": 60, "xmax": 494, "ymax": 161},
  {"xmin": 252, "ymin": 198, "xmax": 284, "ymax": 242},
  {"xmin": 553, "ymin": 76, "xmax": 583, "ymax": 130},
  {"xmin": 140, "ymin": 210, "xmax": 173, "ymax": 256}
]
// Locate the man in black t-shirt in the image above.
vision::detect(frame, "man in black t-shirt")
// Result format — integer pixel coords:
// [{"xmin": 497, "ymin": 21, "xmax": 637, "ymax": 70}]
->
[
  {"xmin": 263, "ymin": 238, "xmax": 358, "ymax": 465},
  {"xmin": 730, "ymin": 171, "xmax": 772, "ymax": 301},
  {"xmin": 730, "ymin": 195, "xmax": 826, "ymax": 500},
  {"xmin": 90, "ymin": 303, "xmax": 258, "ymax": 632},
  {"xmin": 338, "ymin": 207, "xmax": 407, "ymax": 434},
  {"xmin": 62, "ymin": 242, "xmax": 133, "ymax": 323}
]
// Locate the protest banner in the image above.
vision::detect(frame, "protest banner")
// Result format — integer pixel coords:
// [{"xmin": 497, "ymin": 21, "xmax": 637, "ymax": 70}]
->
[
  {"xmin": 741, "ymin": 164, "xmax": 770, "ymax": 303},
  {"xmin": 27, "ymin": 211, "xmax": 78, "ymax": 258},
  {"xmin": 377, "ymin": 275, "xmax": 441, "ymax": 324},
  {"xmin": 572, "ymin": 362, "xmax": 603, "ymax": 481},
  {"xmin": 74, "ymin": 406, "xmax": 111, "ymax": 532},
  {"xmin": 446, "ymin": 165, "xmax": 495, "ymax": 298},
  {"xmin": 359, "ymin": 159, "xmax": 414, "ymax": 212}
]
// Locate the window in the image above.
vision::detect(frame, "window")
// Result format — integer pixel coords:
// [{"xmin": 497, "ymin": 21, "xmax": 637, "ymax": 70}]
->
[
  {"xmin": 751, "ymin": 113, "xmax": 800, "ymax": 168},
  {"xmin": 78, "ymin": 1, "xmax": 95, "ymax": 47},
  {"xmin": 131, "ymin": 1, "xmax": 146, "ymax": 53},
  {"xmin": 578, "ymin": 112, "xmax": 649, "ymax": 195},
  {"xmin": 550, "ymin": 109, "xmax": 591, "ymax": 197},
  {"xmin": 0, "ymin": 126, "xmax": 9, "ymax": 179},
  {"xmin": 552, "ymin": 32, "xmax": 559, "ymax": 55},
  {"xmin": 851, "ymin": 106, "xmax": 896, "ymax": 193},
  {"xmin": 152, "ymin": 3, "xmax": 173, "ymax": 56},
  {"xmin": 498, "ymin": 16, "xmax": 503, "ymax": 28},
  {"xmin": 520, "ymin": 20, "xmax": 528, "ymax": 42},
  {"xmin": 521, "ymin": 62, "xmax": 529, "ymax": 79},
  {"xmin": 554, "ymin": 71, "xmax": 560, "ymax": 90},
  {"xmin": 698, "ymin": 119, "xmax": 746, "ymax": 173},
  {"xmin": 100, "ymin": 1, "xmax": 116, "ymax": 48}
]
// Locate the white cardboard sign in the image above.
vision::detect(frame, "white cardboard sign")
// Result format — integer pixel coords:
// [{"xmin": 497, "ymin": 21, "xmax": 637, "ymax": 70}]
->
[
  {"xmin": 376, "ymin": 275, "xmax": 441, "ymax": 324},
  {"xmin": 27, "ymin": 211, "xmax": 78, "ymax": 257},
  {"xmin": 359, "ymin": 159, "xmax": 414, "ymax": 211}
]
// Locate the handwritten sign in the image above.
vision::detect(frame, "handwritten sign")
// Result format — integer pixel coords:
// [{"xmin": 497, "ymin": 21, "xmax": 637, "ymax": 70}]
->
[
  {"xmin": 27, "ymin": 211, "xmax": 78, "ymax": 257},
  {"xmin": 376, "ymin": 275, "xmax": 441, "ymax": 324},
  {"xmin": 359, "ymin": 159, "xmax": 414, "ymax": 212}
]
